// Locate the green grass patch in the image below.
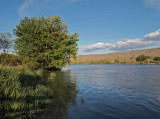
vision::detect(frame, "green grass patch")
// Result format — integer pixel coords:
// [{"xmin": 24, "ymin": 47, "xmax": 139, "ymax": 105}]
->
[{"xmin": 0, "ymin": 67, "xmax": 53, "ymax": 118}]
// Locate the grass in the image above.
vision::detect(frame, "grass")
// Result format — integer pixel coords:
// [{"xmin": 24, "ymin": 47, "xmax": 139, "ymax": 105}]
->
[
  {"xmin": 0, "ymin": 65, "xmax": 78, "ymax": 118},
  {"xmin": 0, "ymin": 66, "xmax": 53, "ymax": 118}
]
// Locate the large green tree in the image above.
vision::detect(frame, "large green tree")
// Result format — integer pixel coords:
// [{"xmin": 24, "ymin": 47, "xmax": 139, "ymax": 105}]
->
[{"xmin": 13, "ymin": 16, "xmax": 79, "ymax": 69}]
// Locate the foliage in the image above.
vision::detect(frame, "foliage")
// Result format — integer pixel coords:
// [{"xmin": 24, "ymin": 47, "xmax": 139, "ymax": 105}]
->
[
  {"xmin": 13, "ymin": 16, "xmax": 79, "ymax": 70},
  {"xmin": 0, "ymin": 32, "xmax": 13, "ymax": 53},
  {"xmin": 154, "ymin": 56, "xmax": 160, "ymax": 61},
  {"xmin": 114, "ymin": 59, "xmax": 120, "ymax": 64},
  {"xmin": 0, "ymin": 53, "xmax": 23, "ymax": 66},
  {"xmin": 0, "ymin": 67, "xmax": 53, "ymax": 118},
  {"xmin": 136, "ymin": 54, "xmax": 151, "ymax": 62},
  {"xmin": 0, "ymin": 53, "xmax": 37, "ymax": 68}
]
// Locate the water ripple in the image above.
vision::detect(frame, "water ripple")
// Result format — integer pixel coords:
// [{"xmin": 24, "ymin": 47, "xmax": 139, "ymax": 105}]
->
[{"xmin": 67, "ymin": 65, "xmax": 160, "ymax": 119}]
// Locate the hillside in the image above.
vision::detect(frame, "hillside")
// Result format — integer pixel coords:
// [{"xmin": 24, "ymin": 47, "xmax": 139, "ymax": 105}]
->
[{"xmin": 77, "ymin": 48, "xmax": 160, "ymax": 62}]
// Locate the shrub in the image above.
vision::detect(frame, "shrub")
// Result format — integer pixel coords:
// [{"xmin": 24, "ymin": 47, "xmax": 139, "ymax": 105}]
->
[
  {"xmin": 136, "ymin": 54, "xmax": 151, "ymax": 62},
  {"xmin": 0, "ymin": 53, "xmax": 23, "ymax": 66},
  {"xmin": 144, "ymin": 58, "xmax": 153, "ymax": 63},
  {"xmin": 154, "ymin": 56, "xmax": 160, "ymax": 61},
  {"xmin": 114, "ymin": 59, "xmax": 120, "ymax": 64},
  {"xmin": 0, "ymin": 53, "xmax": 37, "ymax": 68}
]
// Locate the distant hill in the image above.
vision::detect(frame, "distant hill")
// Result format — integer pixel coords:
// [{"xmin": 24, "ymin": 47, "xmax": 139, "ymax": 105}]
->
[{"xmin": 77, "ymin": 48, "xmax": 160, "ymax": 62}]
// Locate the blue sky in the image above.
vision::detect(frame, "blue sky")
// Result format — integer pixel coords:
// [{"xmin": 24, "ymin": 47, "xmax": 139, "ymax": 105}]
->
[{"xmin": 1, "ymin": 0, "xmax": 160, "ymax": 54}]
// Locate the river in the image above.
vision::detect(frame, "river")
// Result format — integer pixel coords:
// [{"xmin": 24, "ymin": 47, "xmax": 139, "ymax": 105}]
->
[
  {"xmin": 1, "ymin": 65, "xmax": 160, "ymax": 119},
  {"xmin": 40, "ymin": 64, "xmax": 160, "ymax": 119}
]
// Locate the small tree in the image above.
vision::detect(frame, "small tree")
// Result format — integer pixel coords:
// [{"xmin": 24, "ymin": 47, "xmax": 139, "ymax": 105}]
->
[
  {"xmin": 114, "ymin": 59, "xmax": 120, "ymax": 64},
  {"xmin": 136, "ymin": 54, "xmax": 150, "ymax": 62},
  {"xmin": 0, "ymin": 32, "xmax": 13, "ymax": 53},
  {"xmin": 13, "ymin": 16, "xmax": 79, "ymax": 70},
  {"xmin": 154, "ymin": 56, "xmax": 160, "ymax": 61}
]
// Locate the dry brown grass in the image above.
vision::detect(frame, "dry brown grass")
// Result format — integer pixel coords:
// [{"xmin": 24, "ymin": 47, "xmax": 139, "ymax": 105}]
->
[{"xmin": 77, "ymin": 48, "xmax": 160, "ymax": 62}]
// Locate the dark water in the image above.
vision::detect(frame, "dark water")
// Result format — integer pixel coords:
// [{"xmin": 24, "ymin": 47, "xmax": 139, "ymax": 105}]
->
[{"xmin": 61, "ymin": 65, "xmax": 160, "ymax": 119}]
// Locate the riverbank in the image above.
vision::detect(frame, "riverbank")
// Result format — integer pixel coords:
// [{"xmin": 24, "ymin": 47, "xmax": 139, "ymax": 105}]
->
[
  {"xmin": 0, "ymin": 66, "xmax": 53, "ymax": 118},
  {"xmin": 0, "ymin": 65, "xmax": 78, "ymax": 118},
  {"xmin": 75, "ymin": 48, "xmax": 160, "ymax": 65},
  {"xmin": 73, "ymin": 60, "xmax": 160, "ymax": 65}
]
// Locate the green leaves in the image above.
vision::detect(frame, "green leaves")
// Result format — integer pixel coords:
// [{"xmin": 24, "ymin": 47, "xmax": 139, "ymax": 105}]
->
[
  {"xmin": 136, "ymin": 54, "xmax": 151, "ymax": 62},
  {"xmin": 13, "ymin": 16, "xmax": 79, "ymax": 70}
]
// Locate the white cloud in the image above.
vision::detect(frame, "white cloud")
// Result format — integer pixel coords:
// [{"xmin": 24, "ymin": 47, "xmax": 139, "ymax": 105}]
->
[
  {"xmin": 110, "ymin": 39, "xmax": 159, "ymax": 51},
  {"xmin": 144, "ymin": 29, "xmax": 160, "ymax": 41},
  {"xmin": 81, "ymin": 29, "xmax": 160, "ymax": 53},
  {"xmin": 81, "ymin": 42, "xmax": 113, "ymax": 52},
  {"xmin": 18, "ymin": 0, "xmax": 82, "ymax": 17}
]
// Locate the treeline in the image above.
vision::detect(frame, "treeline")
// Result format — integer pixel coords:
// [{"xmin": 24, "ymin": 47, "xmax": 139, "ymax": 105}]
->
[
  {"xmin": 136, "ymin": 54, "xmax": 160, "ymax": 61},
  {"xmin": 1, "ymin": 53, "xmax": 160, "ymax": 66},
  {"xmin": 73, "ymin": 54, "xmax": 160, "ymax": 65},
  {"xmin": 135, "ymin": 54, "xmax": 160, "ymax": 64}
]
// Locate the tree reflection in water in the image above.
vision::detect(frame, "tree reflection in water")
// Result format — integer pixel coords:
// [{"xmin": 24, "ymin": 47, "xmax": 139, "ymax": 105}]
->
[{"xmin": 39, "ymin": 71, "xmax": 78, "ymax": 119}]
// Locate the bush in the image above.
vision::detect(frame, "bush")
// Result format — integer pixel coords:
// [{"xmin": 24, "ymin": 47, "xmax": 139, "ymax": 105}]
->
[
  {"xmin": 154, "ymin": 56, "xmax": 160, "ymax": 61},
  {"xmin": 144, "ymin": 58, "xmax": 153, "ymax": 63},
  {"xmin": 0, "ymin": 53, "xmax": 37, "ymax": 68},
  {"xmin": 114, "ymin": 59, "xmax": 120, "ymax": 64},
  {"xmin": 136, "ymin": 54, "xmax": 151, "ymax": 62},
  {"xmin": 0, "ymin": 53, "xmax": 23, "ymax": 66}
]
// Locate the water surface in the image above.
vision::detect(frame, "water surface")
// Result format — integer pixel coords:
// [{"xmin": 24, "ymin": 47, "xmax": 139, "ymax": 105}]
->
[{"xmin": 64, "ymin": 65, "xmax": 160, "ymax": 119}]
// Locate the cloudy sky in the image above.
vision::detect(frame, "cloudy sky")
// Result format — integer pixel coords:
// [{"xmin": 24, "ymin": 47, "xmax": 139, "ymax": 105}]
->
[{"xmin": 1, "ymin": 0, "xmax": 160, "ymax": 54}]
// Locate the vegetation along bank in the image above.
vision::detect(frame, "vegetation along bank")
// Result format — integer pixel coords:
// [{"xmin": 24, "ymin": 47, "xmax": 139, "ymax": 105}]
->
[{"xmin": 0, "ymin": 16, "xmax": 79, "ymax": 118}]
